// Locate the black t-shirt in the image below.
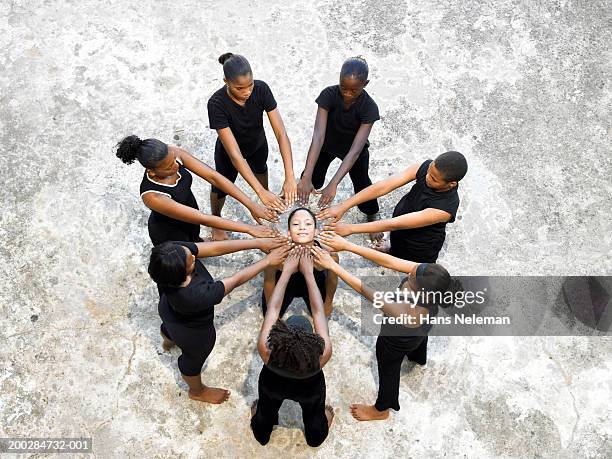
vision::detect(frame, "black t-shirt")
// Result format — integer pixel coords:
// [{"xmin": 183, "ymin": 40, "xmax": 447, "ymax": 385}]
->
[
  {"xmin": 159, "ymin": 242, "xmax": 226, "ymax": 328},
  {"xmin": 390, "ymin": 160, "xmax": 460, "ymax": 262},
  {"xmin": 380, "ymin": 301, "xmax": 439, "ymax": 351},
  {"xmin": 315, "ymin": 85, "xmax": 379, "ymax": 156},
  {"xmin": 207, "ymin": 80, "xmax": 277, "ymax": 156}
]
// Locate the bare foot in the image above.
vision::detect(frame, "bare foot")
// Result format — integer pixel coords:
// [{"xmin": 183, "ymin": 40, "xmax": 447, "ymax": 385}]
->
[
  {"xmin": 325, "ymin": 405, "xmax": 335, "ymax": 428},
  {"xmin": 160, "ymin": 330, "xmax": 175, "ymax": 351},
  {"xmin": 366, "ymin": 213, "xmax": 383, "ymax": 243},
  {"xmin": 350, "ymin": 404, "xmax": 389, "ymax": 421},
  {"xmin": 369, "ymin": 232, "xmax": 384, "ymax": 243},
  {"xmin": 212, "ymin": 228, "xmax": 229, "ymax": 241},
  {"xmin": 188, "ymin": 386, "xmax": 231, "ymax": 404},
  {"xmin": 372, "ymin": 240, "xmax": 390, "ymax": 253}
]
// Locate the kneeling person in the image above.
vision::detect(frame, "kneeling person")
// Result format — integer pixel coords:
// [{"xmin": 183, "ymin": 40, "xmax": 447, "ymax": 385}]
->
[{"xmin": 251, "ymin": 250, "xmax": 334, "ymax": 447}]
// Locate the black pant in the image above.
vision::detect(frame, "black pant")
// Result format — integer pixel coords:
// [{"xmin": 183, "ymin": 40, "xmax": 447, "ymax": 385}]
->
[
  {"xmin": 251, "ymin": 365, "xmax": 328, "ymax": 447},
  {"xmin": 211, "ymin": 141, "xmax": 268, "ymax": 198},
  {"xmin": 159, "ymin": 301, "xmax": 216, "ymax": 376},
  {"xmin": 310, "ymin": 148, "xmax": 379, "ymax": 215},
  {"xmin": 374, "ymin": 335, "xmax": 428, "ymax": 412}
]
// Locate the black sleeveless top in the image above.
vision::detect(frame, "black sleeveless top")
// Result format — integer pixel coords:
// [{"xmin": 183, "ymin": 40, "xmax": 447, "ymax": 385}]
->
[{"xmin": 139, "ymin": 157, "xmax": 200, "ymax": 245}]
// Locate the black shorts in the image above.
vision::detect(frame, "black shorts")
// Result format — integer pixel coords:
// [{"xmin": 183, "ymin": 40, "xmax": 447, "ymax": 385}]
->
[
  {"xmin": 389, "ymin": 238, "xmax": 440, "ymax": 264},
  {"xmin": 211, "ymin": 140, "xmax": 268, "ymax": 197},
  {"xmin": 158, "ymin": 299, "xmax": 216, "ymax": 377}
]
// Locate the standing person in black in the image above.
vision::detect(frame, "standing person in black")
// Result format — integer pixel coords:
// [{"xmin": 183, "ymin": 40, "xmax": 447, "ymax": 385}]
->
[
  {"xmin": 310, "ymin": 244, "xmax": 451, "ymax": 421},
  {"xmin": 208, "ymin": 53, "xmax": 297, "ymax": 240},
  {"xmin": 319, "ymin": 150, "xmax": 468, "ymax": 263},
  {"xmin": 263, "ymin": 208, "xmax": 338, "ymax": 317},
  {"xmin": 251, "ymin": 249, "xmax": 334, "ymax": 447},
  {"xmin": 297, "ymin": 57, "xmax": 381, "ymax": 241},
  {"xmin": 148, "ymin": 237, "xmax": 291, "ymax": 403},
  {"xmin": 116, "ymin": 136, "xmax": 277, "ymax": 246}
]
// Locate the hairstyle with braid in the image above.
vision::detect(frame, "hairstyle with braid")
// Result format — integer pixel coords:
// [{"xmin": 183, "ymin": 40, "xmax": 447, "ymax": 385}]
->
[{"xmin": 267, "ymin": 320, "xmax": 324, "ymax": 377}]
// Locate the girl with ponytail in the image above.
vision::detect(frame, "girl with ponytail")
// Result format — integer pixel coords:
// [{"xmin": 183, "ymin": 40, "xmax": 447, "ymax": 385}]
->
[
  {"xmin": 116, "ymin": 135, "xmax": 278, "ymax": 246},
  {"xmin": 207, "ymin": 52, "xmax": 297, "ymax": 240}
]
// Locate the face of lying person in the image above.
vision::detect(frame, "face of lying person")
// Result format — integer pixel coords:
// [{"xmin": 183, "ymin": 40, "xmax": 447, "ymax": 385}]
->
[{"xmin": 288, "ymin": 209, "xmax": 317, "ymax": 244}]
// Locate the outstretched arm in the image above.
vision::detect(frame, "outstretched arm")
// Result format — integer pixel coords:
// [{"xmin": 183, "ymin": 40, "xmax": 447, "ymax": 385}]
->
[
  {"xmin": 222, "ymin": 245, "xmax": 290, "ymax": 297},
  {"xmin": 142, "ymin": 192, "xmax": 275, "ymax": 237},
  {"xmin": 297, "ymin": 107, "xmax": 328, "ymax": 204},
  {"xmin": 323, "ymin": 208, "xmax": 452, "ymax": 236},
  {"xmin": 316, "ymin": 123, "xmax": 373, "ymax": 208},
  {"xmin": 195, "ymin": 236, "xmax": 290, "ymax": 258},
  {"xmin": 316, "ymin": 163, "xmax": 420, "ymax": 222},
  {"xmin": 319, "ymin": 232, "xmax": 418, "ymax": 275},
  {"xmin": 257, "ymin": 263, "xmax": 295, "ymax": 363},
  {"xmin": 305, "ymin": 270, "xmax": 333, "ymax": 366},
  {"xmin": 310, "ymin": 246, "xmax": 427, "ymax": 328},
  {"xmin": 217, "ymin": 127, "xmax": 285, "ymax": 212},
  {"xmin": 267, "ymin": 109, "xmax": 297, "ymax": 207},
  {"xmin": 172, "ymin": 146, "xmax": 278, "ymax": 224}
]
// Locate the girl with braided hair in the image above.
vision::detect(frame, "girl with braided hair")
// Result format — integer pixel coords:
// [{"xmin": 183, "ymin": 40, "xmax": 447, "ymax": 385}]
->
[{"xmin": 251, "ymin": 248, "xmax": 334, "ymax": 447}]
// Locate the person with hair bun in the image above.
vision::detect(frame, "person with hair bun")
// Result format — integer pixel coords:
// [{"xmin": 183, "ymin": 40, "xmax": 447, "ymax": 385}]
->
[
  {"xmin": 207, "ymin": 52, "xmax": 297, "ymax": 240},
  {"xmin": 251, "ymin": 249, "xmax": 334, "ymax": 447},
  {"xmin": 149, "ymin": 237, "xmax": 291, "ymax": 403},
  {"xmin": 310, "ymin": 241, "xmax": 451, "ymax": 422},
  {"xmin": 297, "ymin": 56, "xmax": 381, "ymax": 240},
  {"xmin": 116, "ymin": 135, "xmax": 278, "ymax": 246}
]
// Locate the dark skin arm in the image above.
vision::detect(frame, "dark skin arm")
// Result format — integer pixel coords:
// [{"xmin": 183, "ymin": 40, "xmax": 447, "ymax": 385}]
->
[
  {"xmin": 267, "ymin": 109, "xmax": 297, "ymax": 206},
  {"xmin": 310, "ymin": 246, "xmax": 428, "ymax": 328},
  {"xmin": 297, "ymin": 107, "xmax": 328, "ymax": 204},
  {"xmin": 171, "ymin": 146, "xmax": 278, "ymax": 223},
  {"xmin": 217, "ymin": 127, "xmax": 285, "ymax": 212},
  {"xmin": 317, "ymin": 163, "xmax": 420, "ymax": 222},
  {"xmin": 262, "ymin": 245, "xmax": 338, "ymax": 315},
  {"xmin": 221, "ymin": 245, "xmax": 290, "ymax": 296},
  {"xmin": 323, "ymin": 208, "xmax": 452, "ymax": 236},
  {"xmin": 315, "ymin": 122, "xmax": 374, "ymax": 208},
  {"xmin": 319, "ymin": 232, "xmax": 418, "ymax": 276},
  {"xmin": 257, "ymin": 250, "xmax": 300, "ymax": 363},
  {"xmin": 299, "ymin": 253, "xmax": 333, "ymax": 366},
  {"xmin": 141, "ymin": 192, "xmax": 277, "ymax": 238},
  {"xmin": 194, "ymin": 236, "xmax": 290, "ymax": 258}
]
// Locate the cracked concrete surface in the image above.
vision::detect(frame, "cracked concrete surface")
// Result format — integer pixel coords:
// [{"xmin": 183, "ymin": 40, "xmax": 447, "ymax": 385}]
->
[{"xmin": 1, "ymin": 0, "xmax": 611, "ymax": 457}]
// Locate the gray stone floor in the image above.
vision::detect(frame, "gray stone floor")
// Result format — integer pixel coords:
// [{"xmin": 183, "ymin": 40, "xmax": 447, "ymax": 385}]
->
[{"xmin": 1, "ymin": 1, "xmax": 611, "ymax": 457}]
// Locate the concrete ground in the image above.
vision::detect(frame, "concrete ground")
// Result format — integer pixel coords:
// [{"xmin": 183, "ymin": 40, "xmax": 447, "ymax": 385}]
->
[{"xmin": 1, "ymin": 0, "xmax": 611, "ymax": 457}]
